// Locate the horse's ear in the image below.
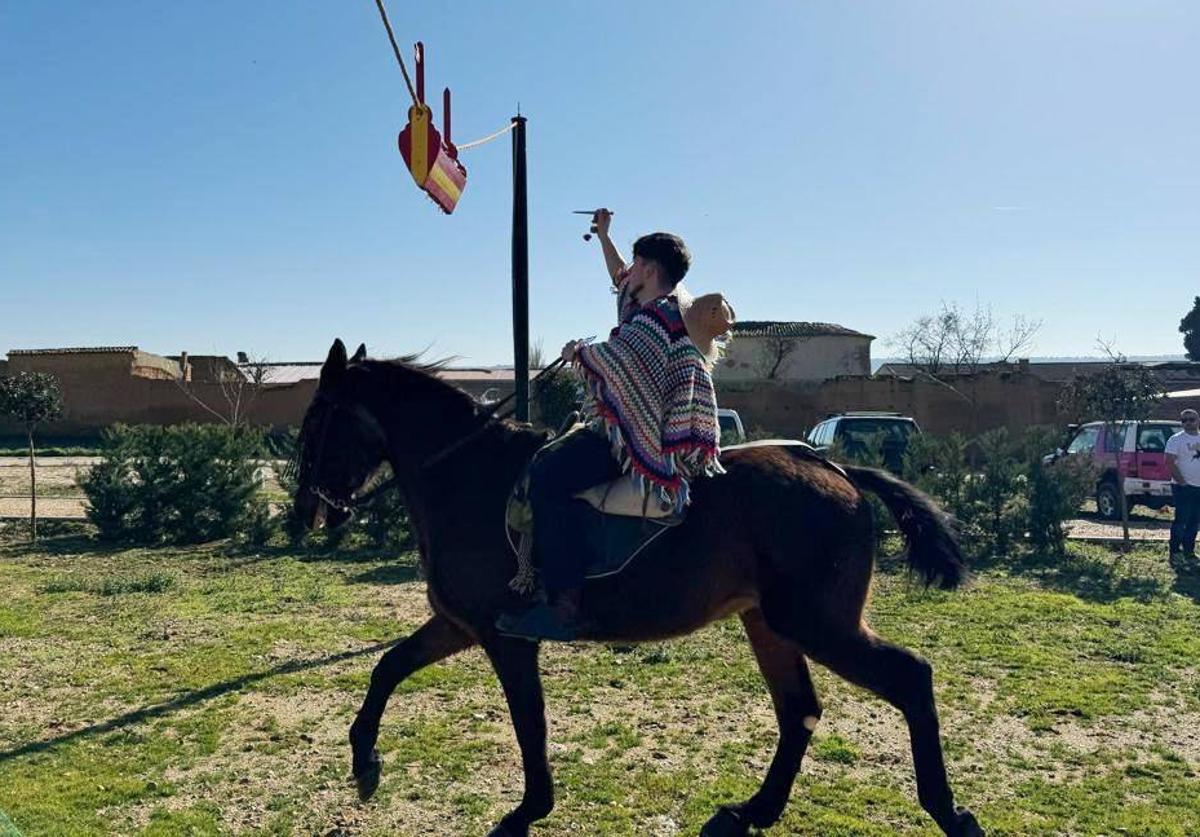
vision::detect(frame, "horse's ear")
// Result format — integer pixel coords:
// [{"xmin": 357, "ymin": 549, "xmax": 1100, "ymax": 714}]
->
[
  {"xmin": 320, "ymin": 339, "xmax": 348, "ymax": 389},
  {"xmin": 351, "ymin": 343, "xmax": 367, "ymax": 363}
]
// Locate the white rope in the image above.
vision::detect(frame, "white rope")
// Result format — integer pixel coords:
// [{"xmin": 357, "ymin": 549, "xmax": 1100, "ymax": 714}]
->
[
  {"xmin": 457, "ymin": 120, "xmax": 517, "ymax": 151},
  {"xmin": 371, "ymin": 0, "xmax": 516, "ymax": 154},
  {"xmin": 373, "ymin": 0, "xmax": 419, "ymax": 106}
]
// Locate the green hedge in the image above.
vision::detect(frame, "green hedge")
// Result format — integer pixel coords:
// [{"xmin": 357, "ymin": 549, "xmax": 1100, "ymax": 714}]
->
[
  {"xmin": 834, "ymin": 426, "xmax": 1094, "ymax": 561},
  {"xmin": 80, "ymin": 424, "xmax": 267, "ymax": 544}
]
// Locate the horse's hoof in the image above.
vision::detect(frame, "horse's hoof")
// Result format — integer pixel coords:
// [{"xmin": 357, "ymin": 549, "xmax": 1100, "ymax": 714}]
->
[
  {"xmin": 699, "ymin": 806, "xmax": 749, "ymax": 837},
  {"xmin": 485, "ymin": 823, "xmax": 520, "ymax": 837},
  {"xmin": 951, "ymin": 807, "xmax": 984, "ymax": 837},
  {"xmin": 353, "ymin": 749, "xmax": 382, "ymax": 802}
]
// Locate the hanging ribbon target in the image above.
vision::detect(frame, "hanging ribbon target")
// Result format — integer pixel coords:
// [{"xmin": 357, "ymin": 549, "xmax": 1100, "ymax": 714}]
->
[{"xmin": 397, "ymin": 43, "xmax": 467, "ymax": 214}]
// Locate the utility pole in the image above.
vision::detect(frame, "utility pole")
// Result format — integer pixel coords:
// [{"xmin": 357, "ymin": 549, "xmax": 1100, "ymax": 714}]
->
[{"xmin": 511, "ymin": 114, "xmax": 529, "ymax": 421}]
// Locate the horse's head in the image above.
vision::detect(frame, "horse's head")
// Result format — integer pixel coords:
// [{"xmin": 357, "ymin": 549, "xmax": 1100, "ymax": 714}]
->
[{"xmin": 292, "ymin": 339, "xmax": 390, "ymax": 530}]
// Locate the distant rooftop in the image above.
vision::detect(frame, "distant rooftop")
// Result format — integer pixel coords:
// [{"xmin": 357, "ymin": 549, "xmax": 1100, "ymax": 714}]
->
[
  {"xmin": 8, "ymin": 346, "xmax": 137, "ymax": 356},
  {"xmin": 240, "ymin": 362, "xmax": 322, "ymax": 385},
  {"xmin": 237, "ymin": 362, "xmax": 548, "ymax": 385},
  {"xmin": 876, "ymin": 358, "xmax": 1200, "ymax": 384},
  {"xmin": 731, "ymin": 322, "xmax": 874, "ymax": 339}
]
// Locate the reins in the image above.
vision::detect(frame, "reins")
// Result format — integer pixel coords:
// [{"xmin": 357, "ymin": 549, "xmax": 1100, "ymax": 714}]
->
[
  {"xmin": 419, "ymin": 354, "xmax": 571, "ymax": 471},
  {"xmin": 295, "ymin": 353, "xmax": 582, "ymax": 515}
]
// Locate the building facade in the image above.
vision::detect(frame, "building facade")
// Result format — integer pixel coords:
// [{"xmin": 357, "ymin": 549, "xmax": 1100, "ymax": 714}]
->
[{"xmin": 715, "ymin": 321, "xmax": 874, "ymax": 382}]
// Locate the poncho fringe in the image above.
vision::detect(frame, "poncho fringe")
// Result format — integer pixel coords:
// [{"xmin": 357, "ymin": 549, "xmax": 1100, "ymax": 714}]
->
[{"xmin": 575, "ymin": 296, "xmax": 724, "ymax": 512}]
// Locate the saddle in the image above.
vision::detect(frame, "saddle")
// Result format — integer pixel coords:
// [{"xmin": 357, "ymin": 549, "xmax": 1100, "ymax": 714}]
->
[
  {"xmin": 574, "ymin": 473, "xmax": 677, "ymax": 519},
  {"xmin": 504, "ymin": 426, "xmax": 683, "ymax": 593},
  {"xmin": 504, "ymin": 427, "xmax": 840, "ymax": 593}
]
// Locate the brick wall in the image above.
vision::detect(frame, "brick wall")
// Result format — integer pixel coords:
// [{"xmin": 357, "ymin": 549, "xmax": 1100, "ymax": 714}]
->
[
  {"xmin": 7, "ymin": 357, "xmax": 1199, "ymax": 441},
  {"xmin": 0, "ymin": 357, "xmax": 517, "ymax": 437},
  {"xmin": 718, "ymin": 372, "xmax": 1200, "ymax": 439}
]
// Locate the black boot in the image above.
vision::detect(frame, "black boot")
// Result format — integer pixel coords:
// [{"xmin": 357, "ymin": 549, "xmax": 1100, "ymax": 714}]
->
[{"xmin": 496, "ymin": 588, "xmax": 582, "ymax": 642}]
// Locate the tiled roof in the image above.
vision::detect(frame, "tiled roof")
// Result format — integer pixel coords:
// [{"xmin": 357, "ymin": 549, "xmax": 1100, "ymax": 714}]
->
[
  {"xmin": 731, "ymin": 322, "xmax": 872, "ymax": 339},
  {"xmin": 8, "ymin": 346, "xmax": 137, "ymax": 356}
]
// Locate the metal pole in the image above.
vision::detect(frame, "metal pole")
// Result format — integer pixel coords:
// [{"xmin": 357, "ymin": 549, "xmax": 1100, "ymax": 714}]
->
[{"xmin": 511, "ymin": 115, "xmax": 529, "ymax": 422}]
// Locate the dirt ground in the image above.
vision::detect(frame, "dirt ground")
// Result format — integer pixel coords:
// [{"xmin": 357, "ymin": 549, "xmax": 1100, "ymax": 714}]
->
[
  {"xmin": 0, "ymin": 457, "xmax": 284, "ymax": 520},
  {"xmin": 2, "ymin": 537, "xmax": 1198, "ymax": 836}
]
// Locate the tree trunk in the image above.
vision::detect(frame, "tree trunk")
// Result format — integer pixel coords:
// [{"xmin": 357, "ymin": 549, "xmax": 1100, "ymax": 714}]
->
[{"xmin": 27, "ymin": 429, "xmax": 37, "ymax": 544}]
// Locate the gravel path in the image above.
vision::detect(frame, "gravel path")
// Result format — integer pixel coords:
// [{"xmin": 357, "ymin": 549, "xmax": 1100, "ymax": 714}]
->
[
  {"xmin": 1066, "ymin": 517, "xmax": 1171, "ymax": 541},
  {"xmin": 0, "ymin": 497, "xmax": 87, "ymax": 519}
]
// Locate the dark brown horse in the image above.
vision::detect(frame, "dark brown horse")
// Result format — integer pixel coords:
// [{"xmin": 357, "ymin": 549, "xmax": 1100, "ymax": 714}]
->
[{"xmin": 292, "ymin": 340, "xmax": 983, "ymax": 837}]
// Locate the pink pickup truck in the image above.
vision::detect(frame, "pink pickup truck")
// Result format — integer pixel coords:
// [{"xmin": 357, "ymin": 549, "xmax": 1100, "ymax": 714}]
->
[{"xmin": 1048, "ymin": 420, "xmax": 1184, "ymax": 519}]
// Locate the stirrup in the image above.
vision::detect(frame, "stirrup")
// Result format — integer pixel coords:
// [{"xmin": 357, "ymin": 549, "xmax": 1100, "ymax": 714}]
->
[{"xmin": 496, "ymin": 603, "xmax": 578, "ymax": 642}]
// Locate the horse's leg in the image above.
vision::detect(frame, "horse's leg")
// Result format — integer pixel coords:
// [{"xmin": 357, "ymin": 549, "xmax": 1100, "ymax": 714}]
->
[
  {"xmin": 805, "ymin": 624, "xmax": 982, "ymax": 837},
  {"xmin": 701, "ymin": 608, "xmax": 821, "ymax": 837},
  {"xmin": 483, "ymin": 637, "xmax": 553, "ymax": 837},
  {"xmin": 349, "ymin": 613, "xmax": 475, "ymax": 800}
]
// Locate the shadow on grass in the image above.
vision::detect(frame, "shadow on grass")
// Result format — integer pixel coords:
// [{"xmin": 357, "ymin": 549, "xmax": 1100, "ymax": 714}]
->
[
  {"xmin": 947, "ymin": 539, "xmax": 1186, "ymax": 604},
  {"xmin": 347, "ymin": 563, "xmax": 421, "ymax": 585},
  {"xmin": 1025, "ymin": 554, "xmax": 1170, "ymax": 603},
  {"xmin": 0, "ymin": 523, "xmax": 124, "ymax": 558},
  {"xmin": 875, "ymin": 536, "xmax": 1189, "ymax": 605},
  {"xmin": 0, "ymin": 638, "xmax": 401, "ymax": 765},
  {"xmin": 219, "ymin": 533, "xmax": 418, "ymax": 567},
  {"xmin": 1168, "ymin": 552, "xmax": 1200, "ymax": 601}
]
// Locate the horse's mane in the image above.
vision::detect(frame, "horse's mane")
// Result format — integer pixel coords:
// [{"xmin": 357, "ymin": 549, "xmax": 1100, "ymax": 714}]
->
[
  {"xmin": 357, "ymin": 354, "xmax": 484, "ymax": 421},
  {"xmin": 356, "ymin": 354, "xmax": 551, "ymax": 463}
]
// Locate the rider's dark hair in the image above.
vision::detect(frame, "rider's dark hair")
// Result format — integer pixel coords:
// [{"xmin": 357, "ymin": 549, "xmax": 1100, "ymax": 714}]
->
[{"xmin": 633, "ymin": 232, "xmax": 690, "ymax": 288}]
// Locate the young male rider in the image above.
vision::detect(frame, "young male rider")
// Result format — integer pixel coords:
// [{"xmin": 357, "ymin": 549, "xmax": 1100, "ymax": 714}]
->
[{"xmin": 497, "ymin": 209, "xmax": 726, "ymax": 641}]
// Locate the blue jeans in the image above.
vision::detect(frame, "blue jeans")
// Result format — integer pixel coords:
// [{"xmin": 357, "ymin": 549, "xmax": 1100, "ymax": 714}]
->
[
  {"xmin": 528, "ymin": 427, "xmax": 623, "ymax": 597},
  {"xmin": 1170, "ymin": 484, "xmax": 1200, "ymax": 555}
]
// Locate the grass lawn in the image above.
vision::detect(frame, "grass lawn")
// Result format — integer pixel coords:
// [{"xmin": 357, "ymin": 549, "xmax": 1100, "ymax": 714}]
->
[{"xmin": 1, "ymin": 526, "xmax": 1198, "ymax": 836}]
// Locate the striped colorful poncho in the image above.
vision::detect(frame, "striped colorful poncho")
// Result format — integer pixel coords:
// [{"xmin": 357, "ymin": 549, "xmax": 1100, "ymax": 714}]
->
[{"xmin": 574, "ymin": 291, "xmax": 724, "ymax": 511}]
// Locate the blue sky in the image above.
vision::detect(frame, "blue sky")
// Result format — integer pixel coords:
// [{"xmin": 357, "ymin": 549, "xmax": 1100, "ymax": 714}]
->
[{"xmin": 2, "ymin": 1, "xmax": 1197, "ymax": 365}]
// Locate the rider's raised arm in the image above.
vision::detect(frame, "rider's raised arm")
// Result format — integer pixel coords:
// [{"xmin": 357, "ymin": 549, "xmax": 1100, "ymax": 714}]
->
[{"xmin": 593, "ymin": 209, "xmax": 626, "ymax": 286}]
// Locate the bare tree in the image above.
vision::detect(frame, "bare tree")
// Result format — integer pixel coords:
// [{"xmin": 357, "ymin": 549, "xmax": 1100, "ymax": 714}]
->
[
  {"xmin": 893, "ymin": 306, "xmax": 958, "ymax": 377},
  {"xmin": 529, "ymin": 339, "xmax": 546, "ymax": 370},
  {"xmin": 891, "ymin": 302, "xmax": 1042, "ymax": 380},
  {"xmin": 754, "ymin": 335, "xmax": 803, "ymax": 380},
  {"xmin": 996, "ymin": 314, "xmax": 1042, "ymax": 363},
  {"xmin": 888, "ymin": 303, "xmax": 1043, "ymax": 435},
  {"xmin": 175, "ymin": 355, "xmax": 274, "ymax": 428},
  {"xmin": 1058, "ymin": 337, "xmax": 1163, "ymax": 545},
  {"xmin": 947, "ymin": 304, "xmax": 992, "ymax": 374}
]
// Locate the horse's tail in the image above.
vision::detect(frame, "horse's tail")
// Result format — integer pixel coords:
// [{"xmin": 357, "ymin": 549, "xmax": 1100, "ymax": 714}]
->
[{"xmin": 841, "ymin": 464, "xmax": 966, "ymax": 591}]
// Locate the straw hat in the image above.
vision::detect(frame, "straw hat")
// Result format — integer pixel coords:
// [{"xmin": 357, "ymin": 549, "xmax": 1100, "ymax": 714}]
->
[{"xmin": 680, "ymin": 292, "xmax": 736, "ymax": 365}]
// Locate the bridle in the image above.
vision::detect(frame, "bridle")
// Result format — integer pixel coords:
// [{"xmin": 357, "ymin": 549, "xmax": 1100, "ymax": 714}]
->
[
  {"xmin": 291, "ymin": 353, "xmax": 580, "ymax": 515},
  {"xmin": 289, "ymin": 394, "xmax": 393, "ymax": 516}
]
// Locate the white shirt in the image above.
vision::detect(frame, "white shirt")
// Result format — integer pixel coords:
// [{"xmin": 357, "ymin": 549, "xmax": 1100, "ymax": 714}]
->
[{"xmin": 1165, "ymin": 430, "xmax": 1200, "ymax": 486}]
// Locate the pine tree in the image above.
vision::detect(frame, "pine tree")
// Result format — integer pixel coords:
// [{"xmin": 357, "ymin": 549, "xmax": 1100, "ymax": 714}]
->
[{"xmin": 1180, "ymin": 296, "xmax": 1200, "ymax": 362}]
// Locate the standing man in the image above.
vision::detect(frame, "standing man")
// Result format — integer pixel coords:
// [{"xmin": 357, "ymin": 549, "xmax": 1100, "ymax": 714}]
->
[{"xmin": 1166, "ymin": 408, "xmax": 1200, "ymax": 560}]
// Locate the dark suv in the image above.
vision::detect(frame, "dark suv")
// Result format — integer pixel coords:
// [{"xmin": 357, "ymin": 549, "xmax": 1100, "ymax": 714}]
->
[{"xmin": 807, "ymin": 412, "xmax": 922, "ymax": 472}]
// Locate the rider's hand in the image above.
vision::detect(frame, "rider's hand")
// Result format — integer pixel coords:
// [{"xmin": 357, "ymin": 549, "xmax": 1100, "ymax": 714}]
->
[
  {"xmin": 561, "ymin": 340, "xmax": 579, "ymax": 363},
  {"xmin": 591, "ymin": 208, "xmax": 612, "ymax": 239}
]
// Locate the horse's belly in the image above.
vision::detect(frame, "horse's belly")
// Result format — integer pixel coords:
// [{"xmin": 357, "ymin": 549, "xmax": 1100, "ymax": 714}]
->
[{"xmin": 579, "ymin": 549, "xmax": 757, "ymax": 642}]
